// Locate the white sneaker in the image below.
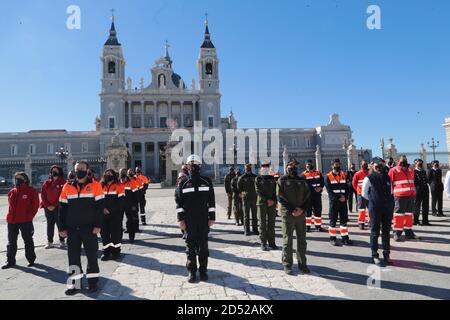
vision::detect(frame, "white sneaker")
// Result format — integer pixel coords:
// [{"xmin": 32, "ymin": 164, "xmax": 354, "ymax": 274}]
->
[
  {"xmin": 45, "ymin": 242, "xmax": 53, "ymax": 249},
  {"xmin": 59, "ymin": 241, "xmax": 67, "ymax": 249}
]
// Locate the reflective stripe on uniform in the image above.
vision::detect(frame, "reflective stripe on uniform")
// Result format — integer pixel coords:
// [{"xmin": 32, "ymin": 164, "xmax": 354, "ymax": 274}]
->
[
  {"xmin": 85, "ymin": 273, "xmax": 100, "ymax": 279},
  {"xmin": 199, "ymin": 187, "xmax": 210, "ymax": 192},
  {"xmin": 183, "ymin": 188, "xmax": 195, "ymax": 194},
  {"xmin": 209, "ymin": 207, "xmax": 216, "ymax": 212},
  {"xmin": 177, "ymin": 208, "xmax": 184, "ymax": 213}
]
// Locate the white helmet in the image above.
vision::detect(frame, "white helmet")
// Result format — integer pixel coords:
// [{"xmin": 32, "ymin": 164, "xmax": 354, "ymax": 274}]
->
[{"xmin": 186, "ymin": 154, "xmax": 202, "ymax": 165}]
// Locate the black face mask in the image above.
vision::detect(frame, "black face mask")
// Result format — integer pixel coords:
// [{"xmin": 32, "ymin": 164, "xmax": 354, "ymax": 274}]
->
[
  {"xmin": 190, "ymin": 164, "xmax": 201, "ymax": 176},
  {"xmin": 306, "ymin": 165, "xmax": 313, "ymax": 170},
  {"xmin": 120, "ymin": 173, "xmax": 127, "ymax": 179},
  {"xmin": 76, "ymin": 170, "xmax": 88, "ymax": 179},
  {"xmin": 15, "ymin": 178, "xmax": 25, "ymax": 186},
  {"xmin": 333, "ymin": 166, "xmax": 341, "ymax": 172},
  {"xmin": 287, "ymin": 167, "xmax": 298, "ymax": 176},
  {"xmin": 104, "ymin": 175, "xmax": 113, "ymax": 183},
  {"xmin": 362, "ymin": 164, "xmax": 369, "ymax": 170},
  {"xmin": 400, "ymin": 160, "xmax": 408, "ymax": 168},
  {"xmin": 52, "ymin": 171, "xmax": 59, "ymax": 177}
]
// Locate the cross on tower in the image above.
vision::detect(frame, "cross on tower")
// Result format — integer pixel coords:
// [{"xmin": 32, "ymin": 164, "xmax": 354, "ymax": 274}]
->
[
  {"xmin": 111, "ymin": 8, "xmax": 115, "ymax": 22},
  {"xmin": 204, "ymin": 12, "xmax": 209, "ymax": 25}
]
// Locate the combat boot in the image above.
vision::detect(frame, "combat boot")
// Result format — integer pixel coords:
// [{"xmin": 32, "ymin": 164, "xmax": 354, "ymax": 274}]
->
[{"xmin": 187, "ymin": 272, "xmax": 196, "ymax": 283}]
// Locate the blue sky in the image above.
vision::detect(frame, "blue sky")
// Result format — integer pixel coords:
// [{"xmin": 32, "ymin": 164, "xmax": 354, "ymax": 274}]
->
[{"xmin": 1, "ymin": 0, "xmax": 449, "ymax": 155}]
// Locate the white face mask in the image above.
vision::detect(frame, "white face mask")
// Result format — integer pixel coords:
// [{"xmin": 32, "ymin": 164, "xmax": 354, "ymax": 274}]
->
[{"xmin": 260, "ymin": 168, "xmax": 270, "ymax": 176}]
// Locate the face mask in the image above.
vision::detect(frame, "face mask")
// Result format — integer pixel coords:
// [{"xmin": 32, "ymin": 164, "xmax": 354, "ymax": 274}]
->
[
  {"xmin": 52, "ymin": 171, "xmax": 59, "ymax": 177},
  {"xmin": 333, "ymin": 166, "xmax": 341, "ymax": 172},
  {"xmin": 104, "ymin": 175, "xmax": 113, "ymax": 183},
  {"xmin": 362, "ymin": 164, "xmax": 369, "ymax": 170},
  {"xmin": 76, "ymin": 170, "xmax": 88, "ymax": 179},
  {"xmin": 120, "ymin": 173, "xmax": 127, "ymax": 179},
  {"xmin": 374, "ymin": 165, "xmax": 384, "ymax": 172},
  {"xmin": 15, "ymin": 178, "xmax": 25, "ymax": 186},
  {"xmin": 400, "ymin": 160, "xmax": 408, "ymax": 168},
  {"xmin": 190, "ymin": 164, "xmax": 201, "ymax": 175},
  {"xmin": 287, "ymin": 167, "xmax": 298, "ymax": 176},
  {"xmin": 306, "ymin": 165, "xmax": 313, "ymax": 170},
  {"xmin": 260, "ymin": 168, "xmax": 270, "ymax": 176}
]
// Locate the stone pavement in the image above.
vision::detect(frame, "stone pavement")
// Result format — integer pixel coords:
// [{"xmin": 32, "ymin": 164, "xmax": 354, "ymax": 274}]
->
[{"xmin": 0, "ymin": 187, "xmax": 449, "ymax": 300}]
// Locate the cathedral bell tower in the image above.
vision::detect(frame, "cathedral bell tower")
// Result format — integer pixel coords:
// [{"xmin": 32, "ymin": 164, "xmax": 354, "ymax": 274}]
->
[{"xmin": 197, "ymin": 16, "xmax": 220, "ymax": 93}]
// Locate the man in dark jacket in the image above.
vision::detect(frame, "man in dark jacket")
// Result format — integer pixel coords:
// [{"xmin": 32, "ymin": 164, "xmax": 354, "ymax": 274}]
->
[
  {"xmin": 175, "ymin": 155, "xmax": 216, "ymax": 283},
  {"xmin": 255, "ymin": 162, "xmax": 278, "ymax": 251},
  {"xmin": 238, "ymin": 164, "xmax": 258, "ymax": 236},
  {"xmin": 361, "ymin": 157, "xmax": 394, "ymax": 266},
  {"xmin": 277, "ymin": 160, "xmax": 311, "ymax": 275},
  {"xmin": 59, "ymin": 161, "xmax": 104, "ymax": 295},
  {"xmin": 231, "ymin": 170, "xmax": 243, "ymax": 226},
  {"xmin": 428, "ymin": 161, "xmax": 445, "ymax": 217},
  {"xmin": 224, "ymin": 167, "xmax": 235, "ymax": 220},
  {"xmin": 414, "ymin": 159, "xmax": 430, "ymax": 225},
  {"xmin": 2, "ymin": 172, "xmax": 39, "ymax": 270},
  {"xmin": 346, "ymin": 163, "xmax": 357, "ymax": 212}
]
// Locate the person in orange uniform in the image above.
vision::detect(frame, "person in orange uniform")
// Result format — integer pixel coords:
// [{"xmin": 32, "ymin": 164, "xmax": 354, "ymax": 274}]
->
[
  {"xmin": 324, "ymin": 159, "xmax": 353, "ymax": 246},
  {"xmin": 302, "ymin": 160, "xmax": 325, "ymax": 232},
  {"xmin": 100, "ymin": 169, "xmax": 125, "ymax": 261},
  {"xmin": 59, "ymin": 161, "xmax": 104, "ymax": 295},
  {"xmin": 119, "ymin": 168, "xmax": 139, "ymax": 242},
  {"xmin": 135, "ymin": 167, "xmax": 149, "ymax": 226},
  {"xmin": 352, "ymin": 160, "xmax": 370, "ymax": 230},
  {"xmin": 388, "ymin": 155, "xmax": 420, "ymax": 242}
]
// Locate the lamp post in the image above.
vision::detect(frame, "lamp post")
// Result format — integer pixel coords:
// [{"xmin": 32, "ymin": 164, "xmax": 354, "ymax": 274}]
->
[
  {"xmin": 99, "ymin": 157, "xmax": 107, "ymax": 175},
  {"xmin": 427, "ymin": 138, "xmax": 440, "ymax": 162},
  {"xmin": 55, "ymin": 147, "xmax": 69, "ymax": 167}
]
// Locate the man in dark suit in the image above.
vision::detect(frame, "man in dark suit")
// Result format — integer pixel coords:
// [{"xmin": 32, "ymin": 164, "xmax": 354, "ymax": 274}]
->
[{"xmin": 428, "ymin": 161, "xmax": 445, "ymax": 217}]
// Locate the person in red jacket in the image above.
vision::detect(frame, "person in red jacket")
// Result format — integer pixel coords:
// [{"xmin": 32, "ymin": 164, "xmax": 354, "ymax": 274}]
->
[
  {"xmin": 40, "ymin": 165, "xmax": 67, "ymax": 249},
  {"xmin": 352, "ymin": 160, "xmax": 370, "ymax": 230},
  {"xmin": 2, "ymin": 172, "xmax": 39, "ymax": 270},
  {"xmin": 389, "ymin": 155, "xmax": 420, "ymax": 241}
]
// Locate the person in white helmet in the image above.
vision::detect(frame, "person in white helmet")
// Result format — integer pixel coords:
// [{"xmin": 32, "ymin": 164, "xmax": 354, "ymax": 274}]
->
[{"xmin": 175, "ymin": 155, "xmax": 216, "ymax": 283}]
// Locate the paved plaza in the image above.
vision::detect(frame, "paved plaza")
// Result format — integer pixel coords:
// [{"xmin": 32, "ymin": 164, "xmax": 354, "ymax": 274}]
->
[{"xmin": 0, "ymin": 186, "xmax": 449, "ymax": 300}]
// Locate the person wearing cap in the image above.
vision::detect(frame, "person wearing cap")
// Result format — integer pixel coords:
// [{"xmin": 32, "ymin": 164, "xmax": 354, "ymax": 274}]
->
[
  {"xmin": 427, "ymin": 160, "xmax": 445, "ymax": 217},
  {"xmin": 277, "ymin": 160, "xmax": 311, "ymax": 275},
  {"xmin": 361, "ymin": 157, "xmax": 394, "ymax": 265},
  {"xmin": 175, "ymin": 155, "xmax": 216, "ymax": 283},
  {"xmin": 237, "ymin": 164, "xmax": 259, "ymax": 236},
  {"xmin": 255, "ymin": 162, "xmax": 278, "ymax": 251},
  {"xmin": 324, "ymin": 159, "xmax": 353, "ymax": 246},
  {"xmin": 231, "ymin": 169, "xmax": 244, "ymax": 226},
  {"xmin": 301, "ymin": 160, "xmax": 325, "ymax": 232},
  {"xmin": 224, "ymin": 167, "xmax": 236, "ymax": 220},
  {"xmin": 413, "ymin": 159, "xmax": 430, "ymax": 225}
]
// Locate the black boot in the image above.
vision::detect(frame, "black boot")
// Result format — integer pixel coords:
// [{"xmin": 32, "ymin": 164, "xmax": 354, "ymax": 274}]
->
[
  {"xmin": 1, "ymin": 262, "xmax": 16, "ymax": 270},
  {"xmin": 261, "ymin": 243, "xmax": 269, "ymax": 251},
  {"xmin": 268, "ymin": 243, "xmax": 278, "ymax": 250},
  {"xmin": 187, "ymin": 272, "xmax": 196, "ymax": 283},
  {"xmin": 101, "ymin": 253, "xmax": 110, "ymax": 261},
  {"xmin": 383, "ymin": 254, "xmax": 394, "ymax": 266},
  {"xmin": 358, "ymin": 223, "xmax": 365, "ymax": 230},
  {"xmin": 298, "ymin": 263, "xmax": 310, "ymax": 274},
  {"xmin": 284, "ymin": 266, "xmax": 293, "ymax": 275},
  {"xmin": 253, "ymin": 229, "xmax": 259, "ymax": 236},
  {"xmin": 342, "ymin": 236, "xmax": 354, "ymax": 246},
  {"xmin": 330, "ymin": 237, "xmax": 338, "ymax": 246},
  {"xmin": 244, "ymin": 227, "xmax": 251, "ymax": 236},
  {"xmin": 199, "ymin": 272, "xmax": 208, "ymax": 282}
]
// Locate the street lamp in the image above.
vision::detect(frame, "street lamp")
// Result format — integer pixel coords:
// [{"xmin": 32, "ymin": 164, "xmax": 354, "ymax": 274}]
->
[
  {"xmin": 427, "ymin": 138, "xmax": 440, "ymax": 162},
  {"xmin": 55, "ymin": 147, "xmax": 69, "ymax": 165},
  {"xmin": 99, "ymin": 157, "xmax": 107, "ymax": 174}
]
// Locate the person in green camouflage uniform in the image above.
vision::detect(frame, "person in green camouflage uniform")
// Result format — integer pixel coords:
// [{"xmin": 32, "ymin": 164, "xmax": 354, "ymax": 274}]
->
[
  {"xmin": 277, "ymin": 160, "xmax": 311, "ymax": 275},
  {"xmin": 255, "ymin": 162, "xmax": 278, "ymax": 251},
  {"xmin": 224, "ymin": 167, "xmax": 235, "ymax": 220},
  {"xmin": 231, "ymin": 170, "xmax": 243, "ymax": 226},
  {"xmin": 238, "ymin": 164, "xmax": 259, "ymax": 236}
]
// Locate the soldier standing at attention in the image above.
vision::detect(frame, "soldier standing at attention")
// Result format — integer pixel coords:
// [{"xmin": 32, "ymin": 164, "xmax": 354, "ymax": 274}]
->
[
  {"xmin": 277, "ymin": 160, "xmax": 311, "ymax": 275},
  {"xmin": 231, "ymin": 170, "xmax": 243, "ymax": 226},
  {"xmin": 238, "ymin": 164, "xmax": 259, "ymax": 236},
  {"xmin": 224, "ymin": 167, "xmax": 236, "ymax": 220},
  {"xmin": 255, "ymin": 162, "xmax": 278, "ymax": 251}
]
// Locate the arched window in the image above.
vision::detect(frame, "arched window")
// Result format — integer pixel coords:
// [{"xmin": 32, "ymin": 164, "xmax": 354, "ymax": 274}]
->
[
  {"xmin": 108, "ymin": 61, "xmax": 116, "ymax": 74},
  {"xmin": 205, "ymin": 63, "xmax": 213, "ymax": 75}
]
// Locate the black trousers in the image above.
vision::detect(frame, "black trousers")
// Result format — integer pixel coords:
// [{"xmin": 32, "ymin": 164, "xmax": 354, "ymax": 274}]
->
[
  {"xmin": 186, "ymin": 240, "xmax": 209, "ymax": 273},
  {"xmin": 431, "ymin": 189, "xmax": 443, "ymax": 215},
  {"xmin": 414, "ymin": 191, "xmax": 429, "ymax": 223},
  {"xmin": 6, "ymin": 222, "xmax": 36, "ymax": 264},
  {"xmin": 67, "ymin": 226, "xmax": 99, "ymax": 286},
  {"xmin": 328, "ymin": 200, "xmax": 349, "ymax": 237},
  {"xmin": 306, "ymin": 193, "xmax": 322, "ymax": 217},
  {"xmin": 125, "ymin": 208, "xmax": 138, "ymax": 241},
  {"xmin": 44, "ymin": 208, "xmax": 64, "ymax": 243},
  {"xmin": 137, "ymin": 190, "xmax": 147, "ymax": 223},
  {"xmin": 368, "ymin": 206, "xmax": 392, "ymax": 258},
  {"xmin": 348, "ymin": 188, "xmax": 356, "ymax": 212},
  {"xmin": 101, "ymin": 213, "xmax": 123, "ymax": 256}
]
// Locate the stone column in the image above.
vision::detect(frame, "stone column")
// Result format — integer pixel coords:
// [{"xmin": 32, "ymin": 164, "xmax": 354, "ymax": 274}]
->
[
  {"xmin": 141, "ymin": 101, "xmax": 145, "ymax": 129},
  {"xmin": 168, "ymin": 100, "xmax": 172, "ymax": 122},
  {"xmin": 420, "ymin": 144, "xmax": 427, "ymax": 165},
  {"xmin": 315, "ymin": 145, "xmax": 322, "ymax": 172},
  {"xmin": 127, "ymin": 101, "xmax": 132, "ymax": 129},
  {"xmin": 153, "ymin": 101, "xmax": 158, "ymax": 128},
  {"xmin": 180, "ymin": 101, "xmax": 185, "ymax": 127},
  {"xmin": 141, "ymin": 142, "xmax": 147, "ymax": 174},
  {"xmin": 24, "ymin": 154, "xmax": 32, "ymax": 184},
  {"xmin": 154, "ymin": 141, "xmax": 160, "ymax": 178}
]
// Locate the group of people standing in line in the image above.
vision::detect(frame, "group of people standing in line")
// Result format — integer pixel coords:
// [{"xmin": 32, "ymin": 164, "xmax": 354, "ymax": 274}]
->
[
  {"xmin": 2, "ymin": 162, "xmax": 149, "ymax": 295},
  {"xmin": 223, "ymin": 156, "xmax": 450, "ymax": 270}
]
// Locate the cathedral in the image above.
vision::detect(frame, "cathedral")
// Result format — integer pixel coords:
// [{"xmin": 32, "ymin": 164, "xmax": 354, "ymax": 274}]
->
[{"xmin": 0, "ymin": 15, "xmax": 367, "ymax": 186}]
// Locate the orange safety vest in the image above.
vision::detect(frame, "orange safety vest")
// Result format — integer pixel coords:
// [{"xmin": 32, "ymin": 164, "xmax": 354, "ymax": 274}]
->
[
  {"xmin": 303, "ymin": 170, "xmax": 323, "ymax": 188},
  {"xmin": 326, "ymin": 171, "xmax": 347, "ymax": 195},
  {"xmin": 102, "ymin": 183, "xmax": 125, "ymax": 198}
]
